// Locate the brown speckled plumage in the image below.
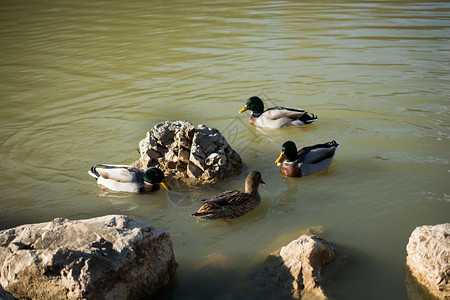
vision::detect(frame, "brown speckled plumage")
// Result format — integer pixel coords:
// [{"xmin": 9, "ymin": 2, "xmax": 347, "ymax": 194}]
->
[{"xmin": 191, "ymin": 171, "xmax": 265, "ymax": 220}]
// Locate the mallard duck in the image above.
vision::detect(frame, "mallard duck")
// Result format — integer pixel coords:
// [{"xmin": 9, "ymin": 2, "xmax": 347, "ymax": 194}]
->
[
  {"xmin": 239, "ymin": 96, "xmax": 317, "ymax": 128},
  {"xmin": 191, "ymin": 171, "xmax": 265, "ymax": 220},
  {"xmin": 275, "ymin": 140, "xmax": 339, "ymax": 177},
  {"xmin": 88, "ymin": 165, "xmax": 169, "ymax": 192}
]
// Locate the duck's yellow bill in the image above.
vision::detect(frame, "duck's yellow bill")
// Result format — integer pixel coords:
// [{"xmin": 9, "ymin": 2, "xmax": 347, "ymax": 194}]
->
[
  {"xmin": 239, "ymin": 105, "xmax": 248, "ymax": 113},
  {"xmin": 260, "ymin": 180, "xmax": 266, "ymax": 186},
  {"xmin": 275, "ymin": 152, "xmax": 286, "ymax": 164},
  {"xmin": 160, "ymin": 180, "xmax": 170, "ymax": 190}
]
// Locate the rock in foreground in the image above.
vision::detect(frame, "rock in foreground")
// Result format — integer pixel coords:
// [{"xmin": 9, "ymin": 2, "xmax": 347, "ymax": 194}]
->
[
  {"xmin": 252, "ymin": 235, "xmax": 335, "ymax": 299},
  {"xmin": 135, "ymin": 120, "xmax": 242, "ymax": 185},
  {"xmin": 0, "ymin": 215, "xmax": 177, "ymax": 300},
  {"xmin": 406, "ymin": 223, "xmax": 450, "ymax": 299}
]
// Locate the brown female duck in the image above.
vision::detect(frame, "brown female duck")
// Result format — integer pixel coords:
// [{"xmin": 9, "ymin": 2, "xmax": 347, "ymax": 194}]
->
[{"xmin": 191, "ymin": 171, "xmax": 265, "ymax": 220}]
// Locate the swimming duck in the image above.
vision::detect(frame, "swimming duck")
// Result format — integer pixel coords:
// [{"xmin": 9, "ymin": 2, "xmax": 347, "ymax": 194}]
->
[
  {"xmin": 88, "ymin": 165, "xmax": 169, "ymax": 192},
  {"xmin": 191, "ymin": 171, "xmax": 265, "ymax": 220},
  {"xmin": 275, "ymin": 140, "xmax": 339, "ymax": 177},
  {"xmin": 239, "ymin": 96, "xmax": 317, "ymax": 128}
]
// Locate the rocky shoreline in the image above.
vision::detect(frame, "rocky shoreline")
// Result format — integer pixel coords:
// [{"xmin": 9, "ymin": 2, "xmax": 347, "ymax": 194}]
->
[
  {"xmin": 0, "ymin": 216, "xmax": 337, "ymax": 300},
  {"xmin": 1, "ymin": 216, "xmax": 448, "ymax": 299}
]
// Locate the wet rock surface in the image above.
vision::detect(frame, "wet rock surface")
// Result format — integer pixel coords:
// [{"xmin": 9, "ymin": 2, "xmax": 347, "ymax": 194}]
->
[
  {"xmin": 0, "ymin": 215, "xmax": 177, "ymax": 300},
  {"xmin": 135, "ymin": 120, "xmax": 243, "ymax": 185}
]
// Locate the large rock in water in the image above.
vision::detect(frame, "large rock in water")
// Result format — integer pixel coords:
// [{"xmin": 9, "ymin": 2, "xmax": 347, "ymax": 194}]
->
[
  {"xmin": 0, "ymin": 215, "xmax": 177, "ymax": 300},
  {"xmin": 252, "ymin": 235, "xmax": 335, "ymax": 299},
  {"xmin": 406, "ymin": 223, "xmax": 450, "ymax": 299},
  {"xmin": 135, "ymin": 120, "xmax": 243, "ymax": 185}
]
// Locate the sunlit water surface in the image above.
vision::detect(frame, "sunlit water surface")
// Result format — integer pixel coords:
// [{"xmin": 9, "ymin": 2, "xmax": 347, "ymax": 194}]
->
[{"xmin": 1, "ymin": 1, "xmax": 449, "ymax": 299}]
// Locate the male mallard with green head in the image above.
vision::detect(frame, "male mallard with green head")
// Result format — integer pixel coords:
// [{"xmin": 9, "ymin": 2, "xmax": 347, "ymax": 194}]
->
[
  {"xmin": 239, "ymin": 96, "xmax": 317, "ymax": 128},
  {"xmin": 191, "ymin": 171, "xmax": 265, "ymax": 220},
  {"xmin": 275, "ymin": 141, "xmax": 339, "ymax": 177},
  {"xmin": 88, "ymin": 165, "xmax": 169, "ymax": 192}
]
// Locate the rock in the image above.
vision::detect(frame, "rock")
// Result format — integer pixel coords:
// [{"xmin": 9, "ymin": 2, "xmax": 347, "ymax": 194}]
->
[
  {"xmin": 178, "ymin": 148, "xmax": 190, "ymax": 163},
  {"xmin": 135, "ymin": 120, "xmax": 243, "ymax": 185},
  {"xmin": 0, "ymin": 215, "xmax": 177, "ymax": 300},
  {"xmin": 406, "ymin": 223, "xmax": 450, "ymax": 299},
  {"xmin": 187, "ymin": 162, "xmax": 203, "ymax": 179},
  {"xmin": 251, "ymin": 235, "xmax": 335, "ymax": 299},
  {"xmin": 405, "ymin": 266, "xmax": 442, "ymax": 300}
]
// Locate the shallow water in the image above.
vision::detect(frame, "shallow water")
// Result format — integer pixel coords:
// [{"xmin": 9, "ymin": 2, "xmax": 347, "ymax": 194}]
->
[{"xmin": 0, "ymin": 0, "xmax": 449, "ymax": 299}]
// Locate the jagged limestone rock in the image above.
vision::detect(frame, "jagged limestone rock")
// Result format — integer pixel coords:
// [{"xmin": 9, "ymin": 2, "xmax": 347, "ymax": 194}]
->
[
  {"xmin": 406, "ymin": 223, "xmax": 450, "ymax": 299},
  {"xmin": 0, "ymin": 215, "xmax": 177, "ymax": 300},
  {"xmin": 135, "ymin": 120, "xmax": 242, "ymax": 185},
  {"xmin": 252, "ymin": 235, "xmax": 335, "ymax": 299}
]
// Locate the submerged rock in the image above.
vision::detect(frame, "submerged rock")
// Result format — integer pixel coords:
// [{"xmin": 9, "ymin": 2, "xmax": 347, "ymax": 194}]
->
[
  {"xmin": 0, "ymin": 215, "xmax": 177, "ymax": 300},
  {"xmin": 135, "ymin": 120, "xmax": 243, "ymax": 185},
  {"xmin": 251, "ymin": 234, "xmax": 335, "ymax": 299},
  {"xmin": 406, "ymin": 223, "xmax": 450, "ymax": 299}
]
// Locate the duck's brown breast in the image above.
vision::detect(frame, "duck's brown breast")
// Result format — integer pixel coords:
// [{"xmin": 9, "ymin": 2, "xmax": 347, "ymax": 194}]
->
[{"xmin": 281, "ymin": 163, "xmax": 302, "ymax": 177}]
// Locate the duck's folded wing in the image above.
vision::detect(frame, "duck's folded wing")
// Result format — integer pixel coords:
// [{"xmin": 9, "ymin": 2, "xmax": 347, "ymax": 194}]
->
[
  {"xmin": 94, "ymin": 164, "xmax": 142, "ymax": 183},
  {"xmin": 203, "ymin": 190, "xmax": 243, "ymax": 207},
  {"xmin": 298, "ymin": 141, "xmax": 339, "ymax": 164},
  {"xmin": 262, "ymin": 107, "xmax": 307, "ymax": 120}
]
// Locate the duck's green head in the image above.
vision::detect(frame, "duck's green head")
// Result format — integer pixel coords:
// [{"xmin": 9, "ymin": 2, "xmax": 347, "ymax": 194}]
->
[
  {"xmin": 143, "ymin": 167, "xmax": 170, "ymax": 190},
  {"xmin": 239, "ymin": 96, "xmax": 264, "ymax": 114},
  {"xmin": 275, "ymin": 141, "xmax": 298, "ymax": 164}
]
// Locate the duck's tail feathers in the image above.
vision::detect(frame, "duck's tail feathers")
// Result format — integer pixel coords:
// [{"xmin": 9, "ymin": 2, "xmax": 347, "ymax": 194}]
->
[
  {"xmin": 329, "ymin": 140, "xmax": 339, "ymax": 148},
  {"xmin": 301, "ymin": 112, "xmax": 318, "ymax": 124},
  {"xmin": 88, "ymin": 167, "xmax": 100, "ymax": 180},
  {"xmin": 191, "ymin": 212, "xmax": 213, "ymax": 219},
  {"xmin": 191, "ymin": 212, "xmax": 204, "ymax": 218}
]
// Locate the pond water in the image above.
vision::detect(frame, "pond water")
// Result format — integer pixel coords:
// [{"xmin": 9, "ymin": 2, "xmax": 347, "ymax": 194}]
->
[{"xmin": 1, "ymin": 0, "xmax": 449, "ymax": 299}]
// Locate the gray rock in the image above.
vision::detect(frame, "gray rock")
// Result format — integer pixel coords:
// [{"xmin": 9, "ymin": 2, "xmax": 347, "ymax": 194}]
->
[
  {"xmin": 0, "ymin": 215, "xmax": 177, "ymax": 300},
  {"xmin": 252, "ymin": 235, "xmax": 335, "ymax": 299},
  {"xmin": 189, "ymin": 152, "xmax": 205, "ymax": 171},
  {"xmin": 406, "ymin": 223, "xmax": 450, "ymax": 299},
  {"xmin": 187, "ymin": 162, "xmax": 203, "ymax": 179},
  {"xmin": 146, "ymin": 148, "xmax": 160, "ymax": 160},
  {"xmin": 178, "ymin": 148, "xmax": 190, "ymax": 163},
  {"xmin": 135, "ymin": 120, "xmax": 242, "ymax": 185}
]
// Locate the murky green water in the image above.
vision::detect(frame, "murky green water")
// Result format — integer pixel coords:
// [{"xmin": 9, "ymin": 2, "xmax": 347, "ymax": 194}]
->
[{"xmin": 1, "ymin": 1, "xmax": 449, "ymax": 299}]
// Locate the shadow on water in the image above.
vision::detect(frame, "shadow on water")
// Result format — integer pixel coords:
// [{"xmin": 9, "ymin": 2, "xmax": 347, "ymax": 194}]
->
[
  {"xmin": 151, "ymin": 258, "xmax": 297, "ymax": 300},
  {"xmin": 239, "ymin": 255, "xmax": 297, "ymax": 300},
  {"xmin": 153, "ymin": 234, "xmax": 342, "ymax": 300}
]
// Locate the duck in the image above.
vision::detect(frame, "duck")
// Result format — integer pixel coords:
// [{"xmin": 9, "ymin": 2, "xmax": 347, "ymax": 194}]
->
[
  {"xmin": 191, "ymin": 171, "xmax": 265, "ymax": 220},
  {"xmin": 275, "ymin": 140, "xmax": 339, "ymax": 177},
  {"xmin": 239, "ymin": 96, "xmax": 317, "ymax": 128},
  {"xmin": 88, "ymin": 165, "xmax": 169, "ymax": 193}
]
